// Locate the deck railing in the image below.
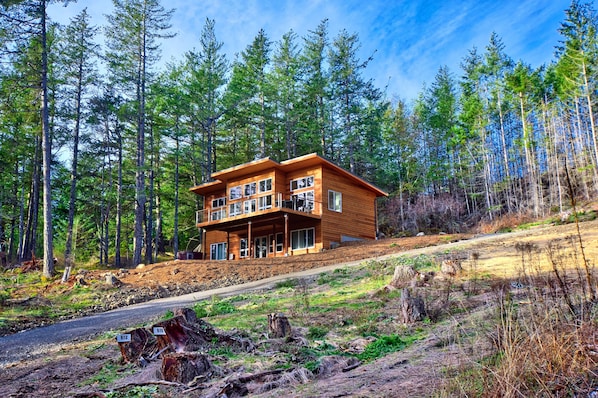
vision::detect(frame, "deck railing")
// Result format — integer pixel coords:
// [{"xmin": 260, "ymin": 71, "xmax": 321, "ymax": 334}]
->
[{"xmin": 196, "ymin": 192, "xmax": 321, "ymax": 225}]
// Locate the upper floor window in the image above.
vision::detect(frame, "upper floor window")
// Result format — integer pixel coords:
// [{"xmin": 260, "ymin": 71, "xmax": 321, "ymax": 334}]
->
[
  {"xmin": 229, "ymin": 185, "xmax": 242, "ymax": 200},
  {"xmin": 259, "ymin": 178, "xmax": 272, "ymax": 193},
  {"xmin": 244, "ymin": 182, "xmax": 257, "ymax": 197},
  {"xmin": 244, "ymin": 199, "xmax": 257, "ymax": 214},
  {"xmin": 328, "ymin": 190, "xmax": 342, "ymax": 212},
  {"xmin": 291, "ymin": 190, "xmax": 314, "ymax": 212},
  {"xmin": 212, "ymin": 197, "xmax": 226, "ymax": 208},
  {"xmin": 229, "ymin": 202, "xmax": 242, "ymax": 217},
  {"xmin": 211, "ymin": 208, "xmax": 226, "ymax": 221},
  {"xmin": 258, "ymin": 195, "xmax": 272, "ymax": 210},
  {"xmin": 290, "ymin": 176, "xmax": 314, "ymax": 191}
]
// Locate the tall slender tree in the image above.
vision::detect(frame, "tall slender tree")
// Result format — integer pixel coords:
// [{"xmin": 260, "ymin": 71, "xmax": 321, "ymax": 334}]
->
[
  {"xmin": 0, "ymin": 0, "xmax": 69, "ymax": 277},
  {"xmin": 57, "ymin": 8, "xmax": 98, "ymax": 280},
  {"xmin": 105, "ymin": 0, "xmax": 174, "ymax": 266}
]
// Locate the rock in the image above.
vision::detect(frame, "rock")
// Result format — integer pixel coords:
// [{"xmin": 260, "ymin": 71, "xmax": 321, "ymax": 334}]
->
[
  {"xmin": 171, "ymin": 268, "xmax": 180, "ymax": 275},
  {"xmin": 136, "ymin": 263, "xmax": 145, "ymax": 269},
  {"xmin": 416, "ymin": 232, "xmax": 425, "ymax": 236},
  {"xmin": 75, "ymin": 274, "xmax": 87, "ymax": 286},
  {"xmin": 105, "ymin": 273, "xmax": 121, "ymax": 286}
]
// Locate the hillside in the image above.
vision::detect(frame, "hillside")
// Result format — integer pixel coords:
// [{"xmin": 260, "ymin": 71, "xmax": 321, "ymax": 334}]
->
[{"xmin": 1, "ymin": 219, "xmax": 598, "ymax": 397}]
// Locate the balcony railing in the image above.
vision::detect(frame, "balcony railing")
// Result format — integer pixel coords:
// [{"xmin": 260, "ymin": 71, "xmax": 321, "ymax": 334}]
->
[{"xmin": 196, "ymin": 192, "xmax": 321, "ymax": 225}]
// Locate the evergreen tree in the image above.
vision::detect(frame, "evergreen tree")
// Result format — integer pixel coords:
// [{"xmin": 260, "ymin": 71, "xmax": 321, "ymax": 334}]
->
[
  {"xmin": 105, "ymin": 0, "xmax": 174, "ymax": 266},
  {"xmin": 56, "ymin": 8, "xmax": 98, "ymax": 279}
]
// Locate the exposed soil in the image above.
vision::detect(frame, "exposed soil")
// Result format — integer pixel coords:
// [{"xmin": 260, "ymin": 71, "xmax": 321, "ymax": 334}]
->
[{"xmin": 2, "ymin": 220, "xmax": 598, "ymax": 397}]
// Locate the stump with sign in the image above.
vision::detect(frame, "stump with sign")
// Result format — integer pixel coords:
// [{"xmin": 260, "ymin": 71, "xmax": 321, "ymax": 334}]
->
[{"xmin": 116, "ymin": 328, "xmax": 158, "ymax": 365}]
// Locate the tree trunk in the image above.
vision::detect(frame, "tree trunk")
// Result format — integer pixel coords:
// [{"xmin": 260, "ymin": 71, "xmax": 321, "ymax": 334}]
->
[
  {"xmin": 40, "ymin": 0, "xmax": 54, "ymax": 278},
  {"xmin": 173, "ymin": 134, "xmax": 179, "ymax": 258},
  {"xmin": 63, "ymin": 47, "xmax": 84, "ymax": 281},
  {"xmin": 115, "ymin": 128, "xmax": 123, "ymax": 267},
  {"xmin": 133, "ymin": 26, "xmax": 147, "ymax": 267}
]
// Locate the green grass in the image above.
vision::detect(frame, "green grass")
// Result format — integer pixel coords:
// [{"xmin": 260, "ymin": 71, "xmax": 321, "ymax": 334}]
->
[
  {"xmin": 105, "ymin": 386, "xmax": 158, "ymax": 398},
  {"xmin": 357, "ymin": 332, "xmax": 424, "ymax": 362},
  {"xmin": 79, "ymin": 361, "xmax": 137, "ymax": 388}
]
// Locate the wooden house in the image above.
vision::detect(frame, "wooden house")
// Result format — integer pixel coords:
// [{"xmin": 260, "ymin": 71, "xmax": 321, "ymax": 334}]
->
[{"xmin": 189, "ymin": 153, "xmax": 388, "ymax": 260}]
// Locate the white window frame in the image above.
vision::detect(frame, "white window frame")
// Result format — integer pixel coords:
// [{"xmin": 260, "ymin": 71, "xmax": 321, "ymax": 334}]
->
[
  {"xmin": 290, "ymin": 176, "xmax": 314, "ymax": 191},
  {"xmin": 229, "ymin": 185, "xmax": 242, "ymax": 200},
  {"xmin": 244, "ymin": 182, "xmax": 256, "ymax": 197},
  {"xmin": 259, "ymin": 178, "xmax": 272, "ymax": 193},
  {"xmin": 291, "ymin": 228, "xmax": 315, "ymax": 250},
  {"xmin": 211, "ymin": 208, "xmax": 227, "ymax": 221},
  {"xmin": 212, "ymin": 197, "xmax": 226, "ymax": 208},
  {"xmin": 210, "ymin": 242, "xmax": 227, "ymax": 260},
  {"xmin": 275, "ymin": 232, "xmax": 283, "ymax": 252},
  {"xmin": 328, "ymin": 190, "xmax": 342, "ymax": 212},
  {"xmin": 244, "ymin": 199, "xmax": 257, "ymax": 214},
  {"xmin": 229, "ymin": 202, "xmax": 242, "ymax": 216},
  {"xmin": 240, "ymin": 238, "xmax": 249, "ymax": 258},
  {"xmin": 291, "ymin": 190, "xmax": 314, "ymax": 212},
  {"xmin": 258, "ymin": 195, "xmax": 272, "ymax": 210}
]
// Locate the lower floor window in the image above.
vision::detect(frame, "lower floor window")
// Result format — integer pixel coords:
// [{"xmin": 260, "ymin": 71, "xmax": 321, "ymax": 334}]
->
[
  {"xmin": 210, "ymin": 242, "xmax": 227, "ymax": 260},
  {"xmin": 291, "ymin": 228, "xmax": 315, "ymax": 250},
  {"xmin": 240, "ymin": 238, "xmax": 249, "ymax": 258},
  {"xmin": 269, "ymin": 233, "xmax": 284, "ymax": 253}
]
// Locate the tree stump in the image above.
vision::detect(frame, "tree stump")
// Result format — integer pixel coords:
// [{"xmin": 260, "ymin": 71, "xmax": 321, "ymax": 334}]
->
[
  {"xmin": 161, "ymin": 352, "xmax": 213, "ymax": 383},
  {"xmin": 268, "ymin": 313, "xmax": 291, "ymax": 338},
  {"xmin": 400, "ymin": 288, "xmax": 426, "ymax": 323},
  {"xmin": 117, "ymin": 327, "xmax": 158, "ymax": 364},
  {"xmin": 152, "ymin": 313, "xmax": 217, "ymax": 354},
  {"xmin": 389, "ymin": 265, "xmax": 417, "ymax": 288},
  {"xmin": 440, "ymin": 259, "xmax": 462, "ymax": 276}
]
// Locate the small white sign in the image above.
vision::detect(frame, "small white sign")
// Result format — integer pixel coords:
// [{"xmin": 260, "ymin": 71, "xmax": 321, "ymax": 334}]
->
[
  {"xmin": 116, "ymin": 334, "xmax": 131, "ymax": 343},
  {"xmin": 153, "ymin": 327, "xmax": 166, "ymax": 336}
]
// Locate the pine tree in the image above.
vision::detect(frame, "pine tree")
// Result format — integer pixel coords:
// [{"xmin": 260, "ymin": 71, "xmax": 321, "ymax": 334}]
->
[
  {"xmin": 57, "ymin": 8, "xmax": 98, "ymax": 279},
  {"xmin": 105, "ymin": 0, "xmax": 174, "ymax": 266}
]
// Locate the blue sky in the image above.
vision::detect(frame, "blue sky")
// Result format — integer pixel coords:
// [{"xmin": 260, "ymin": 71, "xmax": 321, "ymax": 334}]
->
[{"xmin": 49, "ymin": 0, "xmax": 571, "ymax": 102}]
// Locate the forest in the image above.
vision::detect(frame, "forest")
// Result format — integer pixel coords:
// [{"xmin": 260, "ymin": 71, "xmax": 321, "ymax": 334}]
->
[{"xmin": 0, "ymin": 0, "xmax": 596, "ymax": 276}]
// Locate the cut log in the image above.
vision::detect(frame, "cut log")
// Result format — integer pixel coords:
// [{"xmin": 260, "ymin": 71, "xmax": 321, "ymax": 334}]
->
[
  {"xmin": 400, "ymin": 288, "xmax": 426, "ymax": 323},
  {"xmin": 161, "ymin": 352, "xmax": 213, "ymax": 384},
  {"xmin": 117, "ymin": 328, "xmax": 158, "ymax": 365},
  {"xmin": 267, "ymin": 313, "xmax": 292, "ymax": 338}
]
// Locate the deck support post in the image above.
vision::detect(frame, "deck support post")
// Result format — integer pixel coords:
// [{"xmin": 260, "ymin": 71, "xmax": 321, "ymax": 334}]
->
[{"xmin": 284, "ymin": 214, "xmax": 289, "ymax": 256}]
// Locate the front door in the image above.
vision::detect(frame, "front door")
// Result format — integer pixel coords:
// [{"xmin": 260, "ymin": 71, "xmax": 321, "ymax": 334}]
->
[{"xmin": 254, "ymin": 236, "xmax": 268, "ymax": 258}]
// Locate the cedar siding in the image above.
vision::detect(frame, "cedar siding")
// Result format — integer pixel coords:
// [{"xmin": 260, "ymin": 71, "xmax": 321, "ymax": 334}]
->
[{"xmin": 189, "ymin": 153, "xmax": 387, "ymax": 260}]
